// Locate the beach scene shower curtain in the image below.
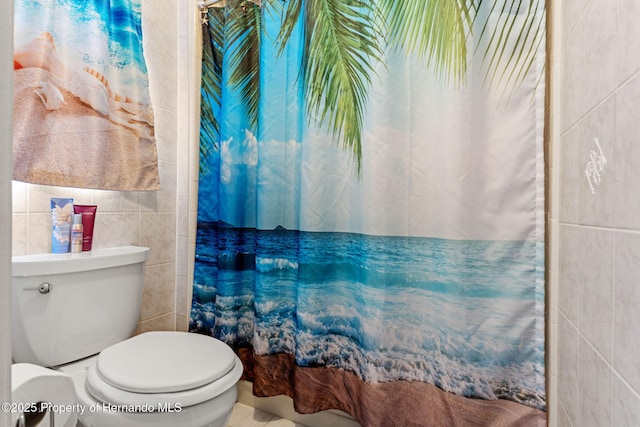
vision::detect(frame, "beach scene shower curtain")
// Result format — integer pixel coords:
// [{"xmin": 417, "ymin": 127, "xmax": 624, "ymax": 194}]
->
[
  {"xmin": 13, "ymin": 0, "xmax": 159, "ymax": 191},
  {"xmin": 192, "ymin": 1, "xmax": 546, "ymax": 425}
]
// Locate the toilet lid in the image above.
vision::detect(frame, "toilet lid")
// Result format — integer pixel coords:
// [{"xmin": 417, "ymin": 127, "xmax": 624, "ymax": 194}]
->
[
  {"xmin": 86, "ymin": 350, "xmax": 244, "ymax": 408},
  {"xmin": 95, "ymin": 331, "xmax": 237, "ymax": 393}
]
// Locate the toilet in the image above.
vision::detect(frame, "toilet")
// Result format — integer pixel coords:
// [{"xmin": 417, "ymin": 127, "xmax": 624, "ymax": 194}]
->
[{"xmin": 12, "ymin": 246, "xmax": 243, "ymax": 427}]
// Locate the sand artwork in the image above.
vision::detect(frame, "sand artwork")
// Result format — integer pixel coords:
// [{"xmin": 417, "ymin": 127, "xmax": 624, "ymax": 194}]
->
[{"xmin": 13, "ymin": 0, "xmax": 160, "ymax": 191}]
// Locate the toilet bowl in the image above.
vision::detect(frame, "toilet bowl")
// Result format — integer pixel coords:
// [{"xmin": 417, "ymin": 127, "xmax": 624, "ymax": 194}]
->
[
  {"xmin": 58, "ymin": 332, "xmax": 243, "ymax": 427},
  {"xmin": 12, "ymin": 246, "xmax": 243, "ymax": 427}
]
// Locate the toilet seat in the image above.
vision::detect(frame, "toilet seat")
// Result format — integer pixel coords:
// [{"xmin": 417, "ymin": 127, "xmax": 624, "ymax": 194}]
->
[{"xmin": 86, "ymin": 332, "xmax": 242, "ymax": 408}]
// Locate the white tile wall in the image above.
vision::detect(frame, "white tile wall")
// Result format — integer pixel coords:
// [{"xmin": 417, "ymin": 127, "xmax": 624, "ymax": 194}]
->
[
  {"xmin": 577, "ymin": 337, "xmax": 612, "ymax": 426},
  {"xmin": 1, "ymin": 1, "xmax": 14, "ymax": 424},
  {"xmin": 614, "ymin": 76, "xmax": 640, "ymax": 230},
  {"xmin": 612, "ymin": 374, "xmax": 640, "ymax": 426},
  {"xmin": 560, "ymin": 0, "xmax": 618, "ymax": 133},
  {"xmin": 614, "ymin": 232, "xmax": 640, "ymax": 393},
  {"xmin": 175, "ymin": 0, "xmax": 200, "ymax": 331},
  {"xmin": 557, "ymin": 313, "xmax": 578, "ymax": 424},
  {"xmin": 554, "ymin": 0, "xmax": 640, "ymax": 425}
]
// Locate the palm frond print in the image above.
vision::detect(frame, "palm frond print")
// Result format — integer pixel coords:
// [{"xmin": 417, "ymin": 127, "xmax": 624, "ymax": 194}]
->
[{"xmin": 199, "ymin": 0, "xmax": 545, "ymax": 174}]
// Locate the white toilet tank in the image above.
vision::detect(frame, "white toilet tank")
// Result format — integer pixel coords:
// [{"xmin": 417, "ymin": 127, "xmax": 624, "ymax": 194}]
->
[{"xmin": 12, "ymin": 246, "xmax": 150, "ymax": 367}]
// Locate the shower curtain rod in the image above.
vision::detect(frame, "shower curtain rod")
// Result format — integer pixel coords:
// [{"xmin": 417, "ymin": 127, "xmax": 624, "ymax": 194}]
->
[
  {"xmin": 198, "ymin": 0, "xmax": 224, "ymax": 8},
  {"xmin": 197, "ymin": 0, "xmax": 260, "ymax": 8},
  {"xmin": 198, "ymin": 0, "xmax": 261, "ymax": 24}
]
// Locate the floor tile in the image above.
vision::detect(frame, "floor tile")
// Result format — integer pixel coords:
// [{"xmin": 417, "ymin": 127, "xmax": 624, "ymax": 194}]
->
[
  {"xmin": 227, "ymin": 402, "xmax": 275, "ymax": 427},
  {"xmin": 265, "ymin": 417, "xmax": 308, "ymax": 427}
]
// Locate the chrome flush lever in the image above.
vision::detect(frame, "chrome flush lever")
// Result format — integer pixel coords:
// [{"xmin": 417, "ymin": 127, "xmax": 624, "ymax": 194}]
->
[{"xmin": 23, "ymin": 282, "xmax": 52, "ymax": 294}]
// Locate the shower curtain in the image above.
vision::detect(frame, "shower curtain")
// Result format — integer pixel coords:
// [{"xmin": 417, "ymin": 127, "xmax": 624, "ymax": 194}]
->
[
  {"xmin": 192, "ymin": 1, "xmax": 546, "ymax": 425},
  {"xmin": 13, "ymin": 0, "xmax": 159, "ymax": 191}
]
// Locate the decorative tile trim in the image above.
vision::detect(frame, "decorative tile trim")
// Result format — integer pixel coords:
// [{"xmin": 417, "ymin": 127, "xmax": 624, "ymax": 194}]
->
[{"xmin": 585, "ymin": 138, "xmax": 607, "ymax": 194}]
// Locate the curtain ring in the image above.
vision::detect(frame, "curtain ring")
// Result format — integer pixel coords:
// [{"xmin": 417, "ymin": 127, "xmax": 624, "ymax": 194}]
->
[{"xmin": 200, "ymin": 8, "xmax": 209, "ymax": 24}]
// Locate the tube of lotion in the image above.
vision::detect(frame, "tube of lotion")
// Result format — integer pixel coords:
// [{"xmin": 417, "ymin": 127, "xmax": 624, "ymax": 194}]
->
[
  {"xmin": 73, "ymin": 205, "xmax": 97, "ymax": 251},
  {"xmin": 51, "ymin": 198, "xmax": 74, "ymax": 253}
]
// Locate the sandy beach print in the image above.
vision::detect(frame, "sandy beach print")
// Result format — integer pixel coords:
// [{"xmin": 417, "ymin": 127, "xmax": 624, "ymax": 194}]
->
[
  {"xmin": 13, "ymin": 0, "xmax": 159, "ymax": 191},
  {"xmin": 238, "ymin": 350, "xmax": 546, "ymax": 427},
  {"xmin": 13, "ymin": 66, "xmax": 159, "ymax": 191}
]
